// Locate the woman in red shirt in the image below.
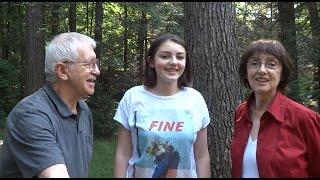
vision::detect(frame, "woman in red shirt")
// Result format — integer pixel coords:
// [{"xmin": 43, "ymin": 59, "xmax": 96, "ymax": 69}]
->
[{"xmin": 231, "ymin": 39, "xmax": 320, "ymax": 178}]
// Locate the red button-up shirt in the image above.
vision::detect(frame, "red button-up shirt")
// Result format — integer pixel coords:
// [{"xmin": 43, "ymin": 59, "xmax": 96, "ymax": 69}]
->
[{"xmin": 231, "ymin": 91, "xmax": 320, "ymax": 177}]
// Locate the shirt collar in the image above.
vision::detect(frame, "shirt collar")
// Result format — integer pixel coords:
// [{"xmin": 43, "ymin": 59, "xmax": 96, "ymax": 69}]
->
[
  {"xmin": 43, "ymin": 81, "xmax": 85, "ymax": 117},
  {"xmin": 246, "ymin": 91, "xmax": 285, "ymax": 123},
  {"xmin": 266, "ymin": 91, "xmax": 285, "ymax": 123}
]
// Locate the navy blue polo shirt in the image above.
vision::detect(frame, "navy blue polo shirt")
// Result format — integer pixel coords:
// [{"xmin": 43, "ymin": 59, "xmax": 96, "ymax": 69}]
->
[{"xmin": 0, "ymin": 82, "xmax": 93, "ymax": 178}]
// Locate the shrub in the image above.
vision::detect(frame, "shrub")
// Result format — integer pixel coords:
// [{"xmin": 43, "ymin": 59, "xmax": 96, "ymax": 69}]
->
[{"xmin": 0, "ymin": 59, "xmax": 20, "ymax": 128}]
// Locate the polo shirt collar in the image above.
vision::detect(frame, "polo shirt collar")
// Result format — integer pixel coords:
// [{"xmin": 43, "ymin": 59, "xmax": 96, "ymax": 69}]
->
[
  {"xmin": 43, "ymin": 82, "xmax": 85, "ymax": 117},
  {"xmin": 246, "ymin": 91, "xmax": 285, "ymax": 123}
]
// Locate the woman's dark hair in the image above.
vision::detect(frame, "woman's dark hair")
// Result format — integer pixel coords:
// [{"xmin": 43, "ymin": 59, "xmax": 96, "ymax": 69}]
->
[
  {"xmin": 143, "ymin": 33, "xmax": 192, "ymax": 88},
  {"xmin": 239, "ymin": 39, "xmax": 293, "ymax": 93}
]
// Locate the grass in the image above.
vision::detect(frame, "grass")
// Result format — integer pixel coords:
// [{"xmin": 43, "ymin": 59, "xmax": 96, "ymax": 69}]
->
[
  {"xmin": 0, "ymin": 130, "xmax": 116, "ymax": 178},
  {"xmin": 89, "ymin": 137, "xmax": 117, "ymax": 178}
]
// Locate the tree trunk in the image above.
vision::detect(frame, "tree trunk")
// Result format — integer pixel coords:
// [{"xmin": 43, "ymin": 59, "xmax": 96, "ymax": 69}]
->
[
  {"xmin": 123, "ymin": 3, "xmax": 128, "ymax": 71},
  {"xmin": 94, "ymin": 2, "xmax": 103, "ymax": 60},
  {"xmin": 69, "ymin": 2, "xmax": 76, "ymax": 32},
  {"xmin": 25, "ymin": 2, "xmax": 45, "ymax": 97},
  {"xmin": 184, "ymin": 2, "xmax": 244, "ymax": 177},
  {"xmin": 137, "ymin": 3, "xmax": 147, "ymax": 83},
  {"xmin": 18, "ymin": 3, "xmax": 26, "ymax": 99},
  {"xmin": 86, "ymin": 2, "xmax": 89, "ymax": 34},
  {"xmin": 278, "ymin": 2, "xmax": 298, "ymax": 81},
  {"xmin": 90, "ymin": 3, "xmax": 94, "ymax": 36}
]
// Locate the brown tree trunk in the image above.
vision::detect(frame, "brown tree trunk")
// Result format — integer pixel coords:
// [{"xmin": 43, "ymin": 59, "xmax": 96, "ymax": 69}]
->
[
  {"xmin": 89, "ymin": 3, "xmax": 94, "ymax": 37},
  {"xmin": 18, "ymin": 3, "xmax": 26, "ymax": 99},
  {"xmin": 123, "ymin": 2, "xmax": 128, "ymax": 71},
  {"xmin": 137, "ymin": 3, "xmax": 147, "ymax": 83},
  {"xmin": 94, "ymin": 2, "xmax": 103, "ymax": 60},
  {"xmin": 69, "ymin": 2, "xmax": 76, "ymax": 32},
  {"xmin": 86, "ymin": 2, "xmax": 89, "ymax": 34},
  {"xmin": 25, "ymin": 2, "xmax": 45, "ymax": 97},
  {"xmin": 184, "ymin": 2, "xmax": 244, "ymax": 177},
  {"xmin": 278, "ymin": 2, "xmax": 298, "ymax": 81}
]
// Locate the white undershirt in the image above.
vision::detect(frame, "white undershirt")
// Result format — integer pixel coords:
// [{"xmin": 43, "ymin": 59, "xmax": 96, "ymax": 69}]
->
[{"xmin": 242, "ymin": 135, "xmax": 260, "ymax": 178}]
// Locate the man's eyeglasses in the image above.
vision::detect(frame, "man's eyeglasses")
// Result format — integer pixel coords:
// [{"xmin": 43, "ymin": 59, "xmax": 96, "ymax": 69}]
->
[
  {"xmin": 63, "ymin": 58, "xmax": 99, "ymax": 70},
  {"xmin": 247, "ymin": 60, "xmax": 281, "ymax": 70}
]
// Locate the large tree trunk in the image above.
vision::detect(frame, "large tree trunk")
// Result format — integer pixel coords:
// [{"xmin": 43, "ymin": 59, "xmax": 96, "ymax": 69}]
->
[
  {"xmin": 69, "ymin": 2, "xmax": 76, "ymax": 32},
  {"xmin": 94, "ymin": 2, "xmax": 103, "ymax": 60},
  {"xmin": 25, "ymin": 2, "xmax": 45, "ymax": 97},
  {"xmin": 278, "ymin": 2, "xmax": 298, "ymax": 81},
  {"xmin": 184, "ymin": 2, "xmax": 244, "ymax": 177}
]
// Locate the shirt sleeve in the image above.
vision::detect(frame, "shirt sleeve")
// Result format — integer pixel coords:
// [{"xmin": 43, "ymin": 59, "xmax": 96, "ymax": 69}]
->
[
  {"xmin": 195, "ymin": 90, "xmax": 210, "ymax": 129},
  {"xmin": 300, "ymin": 111, "xmax": 320, "ymax": 176},
  {"xmin": 113, "ymin": 90, "xmax": 131, "ymax": 130},
  {"xmin": 6, "ymin": 108, "xmax": 65, "ymax": 177}
]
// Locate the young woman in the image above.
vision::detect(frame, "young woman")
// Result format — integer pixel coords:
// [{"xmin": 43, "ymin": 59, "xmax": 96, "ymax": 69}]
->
[
  {"xmin": 113, "ymin": 33, "xmax": 211, "ymax": 178},
  {"xmin": 231, "ymin": 39, "xmax": 320, "ymax": 178}
]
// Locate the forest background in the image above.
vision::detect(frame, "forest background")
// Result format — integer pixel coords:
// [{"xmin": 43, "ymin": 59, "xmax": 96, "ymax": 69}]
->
[{"xmin": 0, "ymin": 2, "xmax": 319, "ymax": 177}]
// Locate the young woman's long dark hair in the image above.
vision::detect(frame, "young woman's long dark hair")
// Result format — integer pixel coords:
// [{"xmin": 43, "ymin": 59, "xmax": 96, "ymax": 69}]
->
[{"xmin": 143, "ymin": 33, "xmax": 193, "ymax": 88}]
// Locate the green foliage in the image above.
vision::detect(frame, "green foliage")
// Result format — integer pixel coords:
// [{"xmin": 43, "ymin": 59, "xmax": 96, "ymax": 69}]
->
[
  {"xmin": 287, "ymin": 69, "xmax": 319, "ymax": 111},
  {"xmin": 87, "ymin": 87, "xmax": 118, "ymax": 138},
  {"xmin": 87, "ymin": 68, "xmax": 137, "ymax": 138},
  {"xmin": 0, "ymin": 126, "xmax": 4, "ymax": 140},
  {"xmin": 0, "ymin": 59, "xmax": 20, "ymax": 128}
]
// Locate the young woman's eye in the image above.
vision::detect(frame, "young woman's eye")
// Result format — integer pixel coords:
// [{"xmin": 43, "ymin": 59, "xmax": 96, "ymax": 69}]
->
[
  {"xmin": 177, "ymin": 56, "xmax": 185, "ymax": 60},
  {"xmin": 160, "ymin": 55, "xmax": 169, "ymax": 59}
]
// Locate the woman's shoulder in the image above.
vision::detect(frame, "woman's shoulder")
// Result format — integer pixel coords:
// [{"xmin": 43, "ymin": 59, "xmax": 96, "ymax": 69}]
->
[
  {"xmin": 235, "ymin": 100, "xmax": 248, "ymax": 114},
  {"xmin": 183, "ymin": 87, "xmax": 204, "ymax": 96},
  {"xmin": 123, "ymin": 85, "xmax": 145, "ymax": 95},
  {"xmin": 283, "ymin": 96, "xmax": 319, "ymax": 118}
]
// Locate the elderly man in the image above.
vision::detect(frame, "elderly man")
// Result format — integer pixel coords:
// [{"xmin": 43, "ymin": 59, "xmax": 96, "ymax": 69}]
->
[{"xmin": 0, "ymin": 32, "xmax": 100, "ymax": 178}]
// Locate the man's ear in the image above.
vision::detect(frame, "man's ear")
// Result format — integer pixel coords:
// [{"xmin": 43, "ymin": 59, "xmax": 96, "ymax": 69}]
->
[{"xmin": 55, "ymin": 62, "xmax": 69, "ymax": 81}]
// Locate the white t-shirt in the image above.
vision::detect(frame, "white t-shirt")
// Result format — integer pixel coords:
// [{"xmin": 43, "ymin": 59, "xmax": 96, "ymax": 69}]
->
[{"xmin": 114, "ymin": 85, "xmax": 210, "ymax": 178}]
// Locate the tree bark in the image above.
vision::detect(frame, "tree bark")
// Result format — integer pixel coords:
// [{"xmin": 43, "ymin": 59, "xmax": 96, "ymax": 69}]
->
[
  {"xmin": 94, "ymin": 2, "xmax": 103, "ymax": 60},
  {"xmin": 69, "ymin": 2, "xmax": 76, "ymax": 32},
  {"xmin": 278, "ymin": 2, "xmax": 298, "ymax": 81},
  {"xmin": 137, "ymin": 3, "xmax": 147, "ymax": 83},
  {"xmin": 123, "ymin": 2, "xmax": 128, "ymax": 71},
  {"xmin": 25, "ymin": 2, "xmax": 45, "ymax": 97},
  {"xmin": 184, "ymin": 2, "xmax": 244, "ymax": 177}
]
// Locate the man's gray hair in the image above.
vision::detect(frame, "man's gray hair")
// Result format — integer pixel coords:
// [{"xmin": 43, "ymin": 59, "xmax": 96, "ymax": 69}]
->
[{"xmin": 45, "ymin": 32, "xmax": 96, "ymax": 83}]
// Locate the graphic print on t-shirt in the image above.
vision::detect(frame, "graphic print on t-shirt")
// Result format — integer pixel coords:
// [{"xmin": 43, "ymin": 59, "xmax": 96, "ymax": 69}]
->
[{"xmin": 133, "ymin": 108, "xmax": 196, "ymax": 177}]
